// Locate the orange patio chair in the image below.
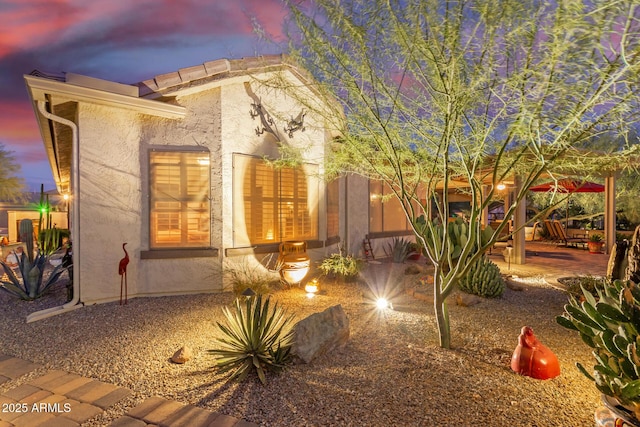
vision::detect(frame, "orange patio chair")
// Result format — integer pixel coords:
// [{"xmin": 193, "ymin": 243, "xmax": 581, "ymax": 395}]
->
[
  {"xmin": 552, "ymin": 220, "xmax": 587, "ymax": 248},
  {"xmin": 543, "ymin": 220, "xmax": 561, "ymax": 242}
]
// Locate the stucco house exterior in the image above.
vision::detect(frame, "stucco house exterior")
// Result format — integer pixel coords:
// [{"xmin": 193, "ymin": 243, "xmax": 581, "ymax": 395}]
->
[
  {"xmin": 23, "ymin": 55, "xmax": 392, "ymax": 321},
  {"xmin": 29, "ymin": 54, "xmax": 544, "ymax": 322}
]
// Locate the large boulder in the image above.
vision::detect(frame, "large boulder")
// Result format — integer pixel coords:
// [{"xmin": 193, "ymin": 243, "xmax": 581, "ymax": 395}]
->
[{"xmin": 292, "ymin": 305, "xmax": 349, "ymax": 364}]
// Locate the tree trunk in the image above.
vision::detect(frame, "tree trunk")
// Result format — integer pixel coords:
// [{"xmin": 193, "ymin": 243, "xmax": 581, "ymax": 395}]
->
[
  {"xmin": 433, "ymin": 274, "xmax": 451, "ymax": 349},
  {"xmin": 624, "ymin": 225, "xmax": 640, "ymax": 284}
]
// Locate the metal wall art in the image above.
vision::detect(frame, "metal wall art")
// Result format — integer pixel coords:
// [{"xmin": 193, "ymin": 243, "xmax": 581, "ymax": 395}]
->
[
  {"xmin": 284, "ymin": 109, "xmax": 306, "ymax": 138},
  {"xmin": 249, "ymin": 102, "xmax": 306, "ymax": 140},
  {"xmin": 249, "ymin": 102, "xmax": 278, "ymax": 139}
]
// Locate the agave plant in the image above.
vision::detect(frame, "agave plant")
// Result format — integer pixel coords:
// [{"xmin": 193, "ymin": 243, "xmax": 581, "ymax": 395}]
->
[
  {"xmin": 210, "ymin": 293, "xmax": 295, "ymax": 384},
  {"xmin": 557, "ymin": 279, "xmax": 640, "ymax": 419},
  {"xmin": 0, "ymin": 219, "xmax": 67, "ymax": 300},
  {"xmin": 385, "ymin": 237, "xmax": 413, "ymax": 263}
]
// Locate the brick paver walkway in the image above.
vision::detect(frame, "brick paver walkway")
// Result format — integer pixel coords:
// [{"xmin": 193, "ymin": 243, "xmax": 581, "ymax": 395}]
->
[{"xmin": 0, "ymin": 354, "xmax": 257, "ymax": 427}]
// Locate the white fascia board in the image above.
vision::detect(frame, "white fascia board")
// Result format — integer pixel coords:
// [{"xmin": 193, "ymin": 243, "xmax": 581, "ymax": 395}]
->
[{"xmin": 24, "ymin": 75, "xmax": 186, "ymax": 119}]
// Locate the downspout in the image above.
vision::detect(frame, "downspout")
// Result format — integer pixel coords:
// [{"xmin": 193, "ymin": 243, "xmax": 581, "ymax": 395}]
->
[{"xmin": 26, "ymin": 101, "xmax": 83, "ymax": 322}]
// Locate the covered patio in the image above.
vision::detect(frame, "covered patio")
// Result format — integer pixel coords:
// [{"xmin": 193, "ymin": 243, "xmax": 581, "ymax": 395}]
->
[
  {"xmin": 483, "ymin": 173, "xmax": 617, "ymax": 266},
  {"xmin": 487, "ymin": 240, "xmax": 610, "ymax": 284}
]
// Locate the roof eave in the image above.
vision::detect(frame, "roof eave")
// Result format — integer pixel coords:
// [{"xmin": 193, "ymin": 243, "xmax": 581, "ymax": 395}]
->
[{"xmin": 24, "ymin": 74, "xmax": 187, "ymax": 119}]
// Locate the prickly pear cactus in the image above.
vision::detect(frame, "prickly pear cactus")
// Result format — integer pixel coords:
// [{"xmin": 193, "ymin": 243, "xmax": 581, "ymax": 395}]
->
[{"xmin": 458, "ymin": 255, "xmax": 505, "ymax": 298}]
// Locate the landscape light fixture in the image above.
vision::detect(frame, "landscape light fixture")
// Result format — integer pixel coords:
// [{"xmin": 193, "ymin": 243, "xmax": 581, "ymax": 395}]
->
[
  {"xmin": 242, "ymin": 288, "xmax": 256, "ymax": 299},
  {"xmin": 376, "ymin": 297, "xmax": 391, "ymax": 310},
  {"xmin": 305, "ymin": 279, "xmax": 319, "ymax": 298}
]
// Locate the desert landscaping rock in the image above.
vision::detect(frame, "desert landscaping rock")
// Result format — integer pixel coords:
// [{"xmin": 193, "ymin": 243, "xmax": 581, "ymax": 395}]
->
[
  {"xmin": 455, "ymin": 292, "xmax": 483, "ymax": 307},
  {"xmin": 506, "ymin": 278, "xmax": 526, "ymax": 291},
  {"xmin": 0, "ymin": 250, "xmax": 608, "ymax": 426},
  {"xmin": 170, "ymin": 346, "xmax": 193, "ymax": 364},
  {"xmin": 291, "ymin": 304, "xmax": 350, "ymax": 364}
]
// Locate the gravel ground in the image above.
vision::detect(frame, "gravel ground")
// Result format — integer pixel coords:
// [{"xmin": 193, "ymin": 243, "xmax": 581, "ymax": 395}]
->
[{"xmin": 0, "ymin": 262, "xmax": 601, "ymax": 426}]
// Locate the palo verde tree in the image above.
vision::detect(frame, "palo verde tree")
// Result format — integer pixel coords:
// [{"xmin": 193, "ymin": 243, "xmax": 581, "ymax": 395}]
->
[
  {"xmin": 271, "ymin": 0, "xmax": 640, "ymax": 348},
  {"xmin": 0, "ymin": 143, "xmax": 26, "ymax": 202}
]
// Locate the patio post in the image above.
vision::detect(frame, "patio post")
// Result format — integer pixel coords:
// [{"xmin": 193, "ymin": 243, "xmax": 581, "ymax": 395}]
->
[
  {"xmin": 604, "ymin": 174, "xmax": 616, "ymax": 255},
  {"xmin": 513, "ymin": 176, "xmax": 526, "ymax": 265}
]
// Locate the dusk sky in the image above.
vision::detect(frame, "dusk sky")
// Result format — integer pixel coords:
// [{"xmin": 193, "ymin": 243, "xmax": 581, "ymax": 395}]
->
[{"xmin": 0, "ymin": 0, "xmax": 287, "ymax": 191}]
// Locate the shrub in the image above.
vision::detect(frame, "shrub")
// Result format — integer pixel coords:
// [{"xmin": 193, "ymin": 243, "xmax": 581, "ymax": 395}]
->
[
  {"xmin": 318, "ymin": 248, "xmax": 363, "ymax": 279},
  {"xmin": 226, "ymin": 256, "xmax": 280, "ymax": 297},
  {"xmin": 458, "ymin": 255, "xmax": 505, "ymax": 298},
  {"xmin": 589, "ymin": 233, "xmax": 604, "ymax": 242},
  {"xmin": 38, "ymin": 228, "xmax": 70, "ymax": 256},
  {"xmin": 558, "ymin": 275, "xmax": 608, "ymax": 299},
  {"xmin": 209, "ymin": 294, "xmax": 295, "ymax": 384}
]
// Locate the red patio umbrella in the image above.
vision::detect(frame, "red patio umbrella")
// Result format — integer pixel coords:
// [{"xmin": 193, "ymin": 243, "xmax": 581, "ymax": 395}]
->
[
  {"xmin": 529, "ymin": 179, "xmax": 605, "ymax": 193},
  {"xmin": 529, "ymin": 179, "xmax": 605, "ymax": 226}
]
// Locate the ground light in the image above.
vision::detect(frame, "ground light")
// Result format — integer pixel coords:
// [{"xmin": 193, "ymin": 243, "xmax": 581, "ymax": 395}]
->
[
  {"xmin": 305, "ymin": 279, "xmax": 319, "ymax": 298},
  {"xmin": 376, "ymin": 297, "xmax": 391, "ymax": 310}
]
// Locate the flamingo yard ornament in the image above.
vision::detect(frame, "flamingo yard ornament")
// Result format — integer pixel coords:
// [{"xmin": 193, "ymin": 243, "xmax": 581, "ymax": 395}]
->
[{"xmin": 118, "ymin": 243, "xmax": 129, "ymax": 305}]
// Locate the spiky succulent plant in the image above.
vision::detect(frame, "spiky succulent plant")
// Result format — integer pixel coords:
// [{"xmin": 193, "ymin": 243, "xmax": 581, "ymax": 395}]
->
[
  {"xmin": 210, "ymin": 293, "xmax": 295, "ymax": 384},
  {"xmin": 557, "ymin": 279, "xmax": 640, "ymax": 418},
  {"xmin": 0, "ymin": 219, "xmax": 67, "ymax": 300}
]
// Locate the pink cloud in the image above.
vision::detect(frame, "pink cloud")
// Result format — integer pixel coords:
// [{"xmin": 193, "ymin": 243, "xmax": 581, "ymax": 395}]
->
[
  {"xmin": 0, "ymin": 0, "xmax": 291, "ymax": 191},
  {"xmin": 0, "ymin": 0, "xmax": 287, "ymax": 58},
  {"xmin": 0, "ymin": 101, "xmax": 41, "ymax": 143},
  {"xmin": 0, "ymin": 0, "xmax": 81, "ymax": 58}
]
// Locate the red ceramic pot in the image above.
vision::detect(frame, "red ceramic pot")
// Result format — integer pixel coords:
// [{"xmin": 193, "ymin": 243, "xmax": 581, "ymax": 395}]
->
[{"xmin": 511, "ymin": 326, "xmax": 560, "ymax": 380}]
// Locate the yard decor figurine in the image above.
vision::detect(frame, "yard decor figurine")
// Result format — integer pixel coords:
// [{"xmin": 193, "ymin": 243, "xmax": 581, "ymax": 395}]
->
[
  {"xmin": 511, "ymin": 326, "xmax": 561, "ymax": 380},
  {"xmin": 118, "ymin": 243, "xmax": 129, "ymax": 305}
]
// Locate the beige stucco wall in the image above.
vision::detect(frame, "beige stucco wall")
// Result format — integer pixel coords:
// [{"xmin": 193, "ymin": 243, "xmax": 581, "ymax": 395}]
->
[
  {"xmin": 217, "ymin": 73, "xmax": 332, "ymax": 285},
  {"xmin": 75, "ymin": 94, "xmax": 224, "ymax": 304},
  {"xmin": 75, "ymin": 103, "xmax": 144, "ymax": 303},
  {"xmin": 72, "ymin": 68, "xmax": 352, "ymax": 303}
]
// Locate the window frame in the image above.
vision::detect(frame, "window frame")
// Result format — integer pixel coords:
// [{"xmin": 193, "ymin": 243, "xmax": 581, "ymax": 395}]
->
[
  {"xmin": 148, "ymin": 148, "xmax": 212, "ymax": 250},
  {"xmin": 369, "ymin": 180, "xmax": 413, "ymax": 234},
  {"xmin": 326, "ymin": 177, "xmax": 340, "ymax": 240},
  {"xmin": 232, "ymin": 153, "xmax": 319, "ymax": 247}
]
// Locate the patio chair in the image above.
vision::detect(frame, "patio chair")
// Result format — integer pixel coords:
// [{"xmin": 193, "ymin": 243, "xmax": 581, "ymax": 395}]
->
[
  {"xmin": 526, "ymin": 222, "xmax": 541, "ymax": 241},
  {"xmin": 552, "ymin": 220, "xmax": 588, "ymax": 248},
  {"xmin": 543, "ymin": 220, "xmax": 561, "ymax": 242}
]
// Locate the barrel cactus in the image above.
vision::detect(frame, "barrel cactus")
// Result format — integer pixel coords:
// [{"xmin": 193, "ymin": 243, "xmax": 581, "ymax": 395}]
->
[
  {"xmin": 556, "ymin": 280, "xmax": 640, "ymax": 419},
  {"xmin": 458, "ymin": 255, "xmax": 505, "ymax": 298}
]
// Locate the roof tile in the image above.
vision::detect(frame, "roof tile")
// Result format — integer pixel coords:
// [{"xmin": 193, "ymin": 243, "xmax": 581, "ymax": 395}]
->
[
  {"xmin": 228, "ymin": 59, "xmax": 247, "ymax": 71},
  {"xmin": 242, "ymin": 56, "xmax": 267, "ymax": 70},
  {"xmin": 203, "ymin": 59, "xmax": 230, "ymax": 76},
  {"xmin": 154, "ymin": 72, "xmax": 182, "ymax": 89},
  {"xmin": 262, "ymin": 54, "xmax": 285, "ymax": 66},
  {"xmin": 178, "ymin": 65, "xmax": 207, "ymax": 82},
  {"xmin": 137, "ymin": 55, "xmax": 292, "ymax": 96},
  {"xmin": 137, "ymin": 79, "xmax": 158, "ymax": 97}
]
